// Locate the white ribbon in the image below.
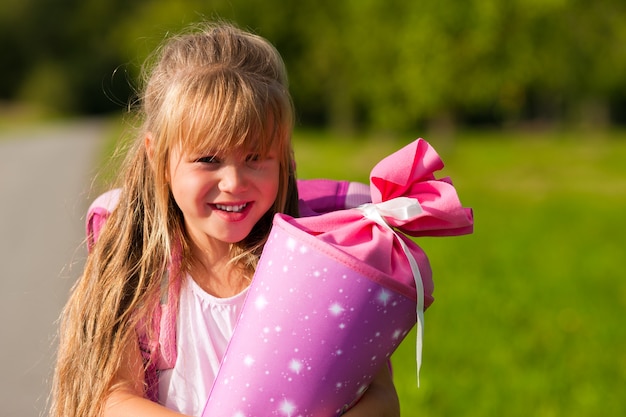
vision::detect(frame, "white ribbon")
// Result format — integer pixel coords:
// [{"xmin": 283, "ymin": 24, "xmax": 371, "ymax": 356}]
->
[{"xmin": 358, "ymin": 197, "xmax": 425, "ymax": 386}]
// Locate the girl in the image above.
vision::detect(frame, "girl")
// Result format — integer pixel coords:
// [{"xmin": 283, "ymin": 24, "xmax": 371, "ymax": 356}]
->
[{"xmin": 50, "ymin": 22, "xmax": 399, "ymax": 417}]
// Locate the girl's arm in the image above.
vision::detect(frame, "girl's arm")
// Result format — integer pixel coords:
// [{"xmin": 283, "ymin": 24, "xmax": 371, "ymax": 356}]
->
[
  {"xmin": 342, "ymin": 365, "xmax": 400, "ymax": 417},
  {"xmin": 103, "ymin": 335, "xmax": 186, "ymax": 417}
]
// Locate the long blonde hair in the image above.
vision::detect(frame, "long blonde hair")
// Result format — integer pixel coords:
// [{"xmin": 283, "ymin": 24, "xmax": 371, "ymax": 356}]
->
[{"xmin": 50, "ymin": 22, "xmax": 297, "ymax": 417}]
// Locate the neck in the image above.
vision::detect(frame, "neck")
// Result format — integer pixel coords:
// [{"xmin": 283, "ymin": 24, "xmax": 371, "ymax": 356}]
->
[{"xmin": 188, "ymin": 239, "xmax": 249, "ymax": 298}]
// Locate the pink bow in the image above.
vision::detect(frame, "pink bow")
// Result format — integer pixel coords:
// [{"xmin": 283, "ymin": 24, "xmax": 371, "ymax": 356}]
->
[{"xmin": 370, "ymin": 139, "xmax": 474, "ymax": 236}]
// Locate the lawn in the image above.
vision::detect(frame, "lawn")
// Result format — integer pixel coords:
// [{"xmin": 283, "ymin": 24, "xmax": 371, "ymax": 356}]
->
[{"xmin": 292, "ymin": 129, "xmax": 626, "ymax": 416}]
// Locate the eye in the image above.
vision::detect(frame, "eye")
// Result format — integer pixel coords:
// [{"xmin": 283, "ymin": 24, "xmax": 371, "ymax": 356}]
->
[
  {"xmin": 196, "ymin": 155, "xmax": 220, "ymax": 164},
  {"xmin": 245, "ymin": 153, "xmax": 261, "ymax": 163},
  {"xmin": 245, "ymin": 153, "xmax": 270, "ymax": 169}
]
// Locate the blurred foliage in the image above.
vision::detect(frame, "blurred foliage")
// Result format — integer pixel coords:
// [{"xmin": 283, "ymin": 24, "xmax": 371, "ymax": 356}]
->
[{"xmin": 1, "ymin": 0, "xmax": 626, "ymax": 132}]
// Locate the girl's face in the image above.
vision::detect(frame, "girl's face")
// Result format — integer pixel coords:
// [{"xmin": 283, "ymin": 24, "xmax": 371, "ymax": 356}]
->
[{"xmin": 168, "ymin": 145, "xmax": 280, "ymax": 252}]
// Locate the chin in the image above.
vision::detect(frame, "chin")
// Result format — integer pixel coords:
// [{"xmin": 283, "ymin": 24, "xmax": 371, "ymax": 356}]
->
[{"xmin": 222, "ymin": 231, "xmax": 254, "ymax": 245}]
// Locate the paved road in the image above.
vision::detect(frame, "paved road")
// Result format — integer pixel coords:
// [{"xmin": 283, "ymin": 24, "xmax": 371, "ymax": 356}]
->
[{"xmin": 0, "ymin": 119, "xmax": 109, "ymax": 417}]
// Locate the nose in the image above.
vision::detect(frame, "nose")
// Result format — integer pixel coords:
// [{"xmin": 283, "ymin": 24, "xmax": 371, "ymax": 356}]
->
[{"xmin": 218, "ymin": 163, "xmax": 248, "ymax": 193}]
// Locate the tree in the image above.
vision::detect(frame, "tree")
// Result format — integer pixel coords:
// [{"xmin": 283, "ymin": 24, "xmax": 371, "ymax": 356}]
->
[{"xmin": 3, "ymin": 0, "xmax": 626, "ymax": 130}]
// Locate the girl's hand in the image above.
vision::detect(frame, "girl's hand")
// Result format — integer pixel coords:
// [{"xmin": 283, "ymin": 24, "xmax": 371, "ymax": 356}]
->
[{"xmin": 342, "ymin": 364, "xmax": 400, "ymax": 417}]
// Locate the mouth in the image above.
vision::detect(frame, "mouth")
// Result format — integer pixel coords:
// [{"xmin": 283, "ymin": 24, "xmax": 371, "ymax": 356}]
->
[{"xmin": 214, "ymin": 203, "xmax": 249, "ymax": 213}]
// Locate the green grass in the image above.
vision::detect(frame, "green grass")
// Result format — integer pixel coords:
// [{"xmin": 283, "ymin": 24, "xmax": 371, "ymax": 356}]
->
[{"xmin": 292, "ymin": 130, "xmax": 626, "ymax": 416}]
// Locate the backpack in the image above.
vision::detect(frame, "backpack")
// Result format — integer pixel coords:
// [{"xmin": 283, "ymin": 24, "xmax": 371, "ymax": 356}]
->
[{"xmin": 86, "ymin": 180, "xmax": 370, "ymax": 401}]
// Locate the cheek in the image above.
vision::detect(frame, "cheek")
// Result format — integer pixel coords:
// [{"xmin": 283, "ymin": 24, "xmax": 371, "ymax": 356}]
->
[
  {"xmin": 250, "ymin": 166, "xmax": 280, "ymax": 213},
  {"xmin": 263, "ymin": 165, "xmax": 281, "ymax": 203},
  {"xmin": 172, "ymin": 174, "xmax": 212, "ymax": 208},
  {"xmin": 168, "ymin": 164, "xmax": 183, "ymax": 200},
  {"xmin": 168, "ymin": 176, "xmax": 187, "ymax": 213},
  {"xmin": 169, "ymin": 165, "xmax": 205, "ymax": 212},
  {"xmin": 267, "ymin": 179, "xmax": 280, "ymax": 206}
]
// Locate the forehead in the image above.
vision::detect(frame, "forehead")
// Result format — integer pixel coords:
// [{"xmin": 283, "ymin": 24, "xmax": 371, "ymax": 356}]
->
[
  {"xmin": 160, "ymin": 67, "xmax": 289, "ymax": 158},
  {"xmin": 175, "ymin": 119, "xmax": 277, "ymax": 158}
]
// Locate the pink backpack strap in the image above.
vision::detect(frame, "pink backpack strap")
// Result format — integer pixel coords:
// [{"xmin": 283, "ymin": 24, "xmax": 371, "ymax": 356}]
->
[
  {"xmin": 86, "ymin": 189, "xmax": 121, "ymax": 252},
  {"xmin": 142, "ymin": 254, "xmax": 181, "ymax": 402},
  {"xmin": 86, "ymin": 188, "xmax": 178, "ymax": 402}
]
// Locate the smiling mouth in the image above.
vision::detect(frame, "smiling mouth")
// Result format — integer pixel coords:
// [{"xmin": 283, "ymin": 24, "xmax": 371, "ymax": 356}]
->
[{"xmin": 215, "ymin": 203, "xmax": 248, "ymax": 213}]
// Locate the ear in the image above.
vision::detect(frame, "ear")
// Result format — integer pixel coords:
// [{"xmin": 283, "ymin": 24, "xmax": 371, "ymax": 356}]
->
[
  {"xmin": 144, "ymin": 132, "xmax": 154, "ymax": 163},
  {"xmin": 145, "ymin": 131, "xmax": 163, "ymax": 177},
  {"xmin": 145, "ymin": 132, "xmax": 172, "ymax": 184}
]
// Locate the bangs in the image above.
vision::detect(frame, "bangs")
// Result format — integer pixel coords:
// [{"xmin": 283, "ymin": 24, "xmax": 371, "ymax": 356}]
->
[{"xmin": 167, "ymin": 67, "xmax": 292, "ymax": 158}]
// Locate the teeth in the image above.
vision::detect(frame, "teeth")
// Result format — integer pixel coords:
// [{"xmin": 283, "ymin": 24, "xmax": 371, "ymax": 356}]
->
[{"xmin": 216, "ymin": 203, "xmax": 247, "ymax": 212}]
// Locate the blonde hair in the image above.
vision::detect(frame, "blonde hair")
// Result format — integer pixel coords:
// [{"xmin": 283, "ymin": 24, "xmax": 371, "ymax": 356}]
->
[{"xmin": 50, "ymin": 22, "xmax": 297, "ymax": 417}]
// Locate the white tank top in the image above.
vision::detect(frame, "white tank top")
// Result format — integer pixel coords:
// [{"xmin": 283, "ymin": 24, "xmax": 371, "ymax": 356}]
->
[{"xmin": 158, "ymin": 275, "xmax": 248, "ymax": 416}]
